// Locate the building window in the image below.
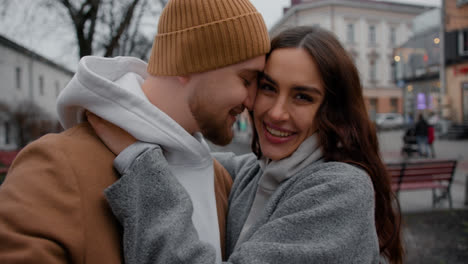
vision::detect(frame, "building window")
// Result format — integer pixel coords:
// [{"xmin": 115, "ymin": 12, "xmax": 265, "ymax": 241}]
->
[
  {"xmin": 4, "ymin": 121, "xmax": 9, "ymax": 145},
  {"xmin": 390, "ymin": 98, "xmax": 398, "ymax": 113},
  {"xmin": 369, "ymin": 60, "xmax": 377, "ymax": 82},
  {"xmin": 347, "ymin": 23, "xmax": 355, "ymax": 43},
  {"xmin": 369, "ymin": 98, "xmax": 378, "ymax": 120},
  {"xmin": 390, "ymin": 63, "xmax": 395, "ymax": 83},
  {"xmin": 369, "ymin": 25, "xmax": 376, "ymax": 45},
  {"xmin": 15, "ymin": 67, "xmax": 21, "ymax": 90},
  {"xmin": 39, "ymin": 76, "xmax": 44, "ymax": 96},
  {"xmin": 463, "ymin": 83, "xmax": 468, "ymax": 122},
  {"xmin": 55, "ymin": 81, "xmax": 60, "ymax": 97},
  {"xmin": 459, "ymin": 29, "xmax": 468, "ymax": 56},
  {"xmin": 390, "ymin": 27, "xmax": 396, "ymax": 46},
  {"xmin": 457, "ymin": 0, "xmax": 468, "ymax": 7}
]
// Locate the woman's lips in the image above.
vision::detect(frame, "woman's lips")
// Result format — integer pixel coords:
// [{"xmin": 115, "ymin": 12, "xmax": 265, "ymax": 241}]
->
[{"xmin": 263, "ymin": 122, "xmax": 297, "ymax": 144}]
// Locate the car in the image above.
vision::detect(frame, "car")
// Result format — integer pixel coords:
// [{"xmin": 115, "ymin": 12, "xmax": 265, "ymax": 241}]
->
[{"xmin": 375, "ymin": 113, "xmax": 404, "ymax": 130}]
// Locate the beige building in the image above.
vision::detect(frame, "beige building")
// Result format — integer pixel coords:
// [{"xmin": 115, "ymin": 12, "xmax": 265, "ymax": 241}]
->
[
  {"xmin": 393, "ymin": 8, "xmax": 441, "ymax": 121},
  {"xmin": 444, "ymin": 0, "xmax": 468, "ymax": 123},
  {"xmin": 0, "ymin": 34, "xmax": 73, "ymax": 149},
  {"xmin": 270, "ymin": 0, "xmax": 430, "ymax": 119}
]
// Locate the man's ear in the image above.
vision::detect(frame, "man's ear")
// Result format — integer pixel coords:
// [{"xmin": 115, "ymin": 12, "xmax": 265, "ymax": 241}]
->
[{"xmin": 177, "ymin": 76, "xmax": 190, "ymax": 85}]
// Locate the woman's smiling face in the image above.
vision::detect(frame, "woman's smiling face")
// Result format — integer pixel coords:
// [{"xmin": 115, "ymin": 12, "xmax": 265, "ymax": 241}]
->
[{"xmin": 253, "ymin": 48, "xmax": 325, "ymax": 160}]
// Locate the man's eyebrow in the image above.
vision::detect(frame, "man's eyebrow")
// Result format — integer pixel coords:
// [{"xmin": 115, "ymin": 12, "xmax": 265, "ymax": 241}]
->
[
  {"xmin": 239, "ymin": 69, "xmax": 262, "ymax": 78},
  {"xmin": 261, "ymin": 73, "xmax": 277, "ymax": 86}
]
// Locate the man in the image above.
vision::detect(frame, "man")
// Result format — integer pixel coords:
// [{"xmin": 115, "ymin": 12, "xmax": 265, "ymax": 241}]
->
[{"xmin": 0, "ymin": 0, "xmax": 270, "ymax": 262}]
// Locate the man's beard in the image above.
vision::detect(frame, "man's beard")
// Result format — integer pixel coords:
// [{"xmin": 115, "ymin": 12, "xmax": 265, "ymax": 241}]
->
[{"xmin": 189, "ymin": 96, "xmax": 234, "ymax": 146}]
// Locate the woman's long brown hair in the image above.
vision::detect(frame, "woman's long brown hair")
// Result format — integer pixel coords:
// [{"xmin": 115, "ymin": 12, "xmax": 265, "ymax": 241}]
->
[{"xmin": 251, "ymin": 26, "xmax": 403, "ymax": 263}]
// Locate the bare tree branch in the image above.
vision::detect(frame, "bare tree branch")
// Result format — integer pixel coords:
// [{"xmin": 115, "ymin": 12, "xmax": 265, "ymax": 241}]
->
[
  {"xmin": 104, "ymin": 0, "xmax": 140, "ymax": 57},
  {"xmin": 127, "ymin": 0, "xmax": 148, "ymax": 56},
  {"xmin": 0, "ymin": 0, "xmax": 12, "ymax": 18},
  {"xmin": 1, "ymin": 0, "xmax": 167, "ymax": 60}
]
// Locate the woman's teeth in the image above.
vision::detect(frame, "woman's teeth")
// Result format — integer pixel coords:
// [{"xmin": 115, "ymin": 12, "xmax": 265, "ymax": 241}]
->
[{"xmin": 266, "ymin": 126, "xmax": 292, "ymax": 137}]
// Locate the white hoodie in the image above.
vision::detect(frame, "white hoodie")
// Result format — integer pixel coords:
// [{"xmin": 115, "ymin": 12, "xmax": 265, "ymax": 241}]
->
[{"xmin": 56, "ymin": 56, "xmax": 221, "ymax": 262}]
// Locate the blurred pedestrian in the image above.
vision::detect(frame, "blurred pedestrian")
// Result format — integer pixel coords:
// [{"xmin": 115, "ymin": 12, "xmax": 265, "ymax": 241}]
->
[
  {"xmin": 428, "ymin": 125, "xmax": 436, "ymax": 158},
  {"xmin": 415, "ymin": 114, "xmax": 429, "ymax": 157}
]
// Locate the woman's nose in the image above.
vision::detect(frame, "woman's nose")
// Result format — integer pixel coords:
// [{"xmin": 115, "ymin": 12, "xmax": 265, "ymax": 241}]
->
[{"xmin": 268, "ymin": 98, "xmax": 289, "ymax": 121}]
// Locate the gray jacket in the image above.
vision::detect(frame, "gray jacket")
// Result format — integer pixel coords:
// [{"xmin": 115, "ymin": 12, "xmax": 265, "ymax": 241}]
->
[{"xmin": 105, "ymin": 145, "xmax": 380, "ymax": 264}]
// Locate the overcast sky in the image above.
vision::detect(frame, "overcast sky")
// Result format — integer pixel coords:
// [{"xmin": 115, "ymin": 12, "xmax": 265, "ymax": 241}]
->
[
  {"xmin": 0, "ymin": 0, "xmax": 442, "ymax": 71},
  {"xmin": 251, "ymin": 0, "xmax": 441, "ymax": 29}
]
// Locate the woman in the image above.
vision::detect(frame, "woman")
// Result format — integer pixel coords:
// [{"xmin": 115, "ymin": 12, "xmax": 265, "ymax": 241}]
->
[{"xmin": 89, "ymin": 26, "xmax": 403, "ymax": 263}]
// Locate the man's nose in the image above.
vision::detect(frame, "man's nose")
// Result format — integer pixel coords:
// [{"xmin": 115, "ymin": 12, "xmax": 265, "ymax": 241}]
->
[{"xmin": 243, "ymin": 83, "xmax": 257, "ymax": 111}]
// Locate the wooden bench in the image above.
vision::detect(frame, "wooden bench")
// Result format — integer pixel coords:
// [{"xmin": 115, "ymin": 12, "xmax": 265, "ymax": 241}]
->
[{"xmin": 386, "ymin": 160, "xmax": 457, "ymax": 208}]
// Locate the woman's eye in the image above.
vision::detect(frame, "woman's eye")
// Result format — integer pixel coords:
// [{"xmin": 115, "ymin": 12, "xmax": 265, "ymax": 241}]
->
[{"xmin": 295, "ymin": 93, "xmax": 314, "ymax": 102}]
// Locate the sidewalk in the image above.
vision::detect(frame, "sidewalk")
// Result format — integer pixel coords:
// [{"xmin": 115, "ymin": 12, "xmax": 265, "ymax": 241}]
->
[{"xmin": 378, "ymin": 130, "xmax": 468, "ymax": 263}]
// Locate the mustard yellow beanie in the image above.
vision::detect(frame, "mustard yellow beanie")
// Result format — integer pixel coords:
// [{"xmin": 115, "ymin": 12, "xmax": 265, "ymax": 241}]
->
[{"xmin": 147, "ymin": 0, "xmax": 271, "ymax": 76}]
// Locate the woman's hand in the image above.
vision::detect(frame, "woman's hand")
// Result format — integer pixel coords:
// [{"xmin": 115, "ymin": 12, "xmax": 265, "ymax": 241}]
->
[{"xmin": 86, "ymin": 111, "xmax": 136, "ymax": 155}]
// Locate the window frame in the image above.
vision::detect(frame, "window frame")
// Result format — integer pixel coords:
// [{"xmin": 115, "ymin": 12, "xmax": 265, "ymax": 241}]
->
[
  {"xmin": 390, "ymin": 27, "xmax": 396, "ymax": 46},
  {"xmin": 39, "ymin": 75, "xmax": 44, "ymax": 96},
  {"xmin": 459, "ymin": 29, "xmax": 468, "ymax": 56},
  {"xmin": 347, "ymin": 23, "xmax": 355, "ymax": 43},
  {"xmin": 15, "ymin": 67, "xmax": 21, "ymax": 90},
  {"xmin": 369, "ymin": 24, "xmax": 377, "ymax": 45},
  {"xmin": 369, "ymin": 60, "xmax": 377, "ymax": 82}
]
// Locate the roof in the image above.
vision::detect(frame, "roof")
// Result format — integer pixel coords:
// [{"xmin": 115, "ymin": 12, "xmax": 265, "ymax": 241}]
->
[
  {"xmin": 271, "ymin": 0, "xmax": 434, "ymax": 33},
  {"xmin": 0, "ymin": 34, "xmax": 74, "ymax": 76}
]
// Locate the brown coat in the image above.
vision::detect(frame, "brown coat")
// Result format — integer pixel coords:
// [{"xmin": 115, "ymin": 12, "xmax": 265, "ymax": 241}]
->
[{"xmin": 0, "ymin": 122, "xmax": 232, "ymax": 263}]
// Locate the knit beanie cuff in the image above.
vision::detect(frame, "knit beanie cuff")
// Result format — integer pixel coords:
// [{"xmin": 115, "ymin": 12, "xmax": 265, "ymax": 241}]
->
[{"xmin": 147, "ymin": 9, "xmax": 270, "ymax": 76}]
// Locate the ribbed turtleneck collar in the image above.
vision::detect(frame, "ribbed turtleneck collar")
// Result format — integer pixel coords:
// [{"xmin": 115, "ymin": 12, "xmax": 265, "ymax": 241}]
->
[
  {"xmin": 257, "ymin": 133, "xmax": 323, "ymax": 192},
  {"xmin": 235, "ymin": 133, "xmax": 323, "ymax": 248}
]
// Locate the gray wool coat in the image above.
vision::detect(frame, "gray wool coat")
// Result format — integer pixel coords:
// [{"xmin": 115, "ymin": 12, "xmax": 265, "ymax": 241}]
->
[{"xmin": 105, "ymin": 144, "xmax": 380, "ymax": 264}]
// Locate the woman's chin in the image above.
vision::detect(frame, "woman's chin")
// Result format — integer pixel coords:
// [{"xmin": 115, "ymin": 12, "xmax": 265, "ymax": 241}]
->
[
  {"xmin": 259, "ymin": 133, "xmax": 300, "ymax": 161},
  {"xmin": 259, "ymin": 143, "xmax": 295, "ymax": 161}
]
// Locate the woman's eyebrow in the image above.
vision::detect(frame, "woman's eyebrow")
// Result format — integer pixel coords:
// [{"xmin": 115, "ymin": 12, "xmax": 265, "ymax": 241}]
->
[
  {"xmin": 293, "ymin": 86, "xmax": 323, "ymax": 96},
  {"xmin": 262, "ymin": 73, "xmax": 322, "ymax": 95}
]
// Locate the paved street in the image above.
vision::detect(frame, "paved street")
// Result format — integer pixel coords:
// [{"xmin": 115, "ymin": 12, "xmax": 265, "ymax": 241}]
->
[{"xmin": 209, "ymin": 129, "xmax": 468, "ymax": 212}]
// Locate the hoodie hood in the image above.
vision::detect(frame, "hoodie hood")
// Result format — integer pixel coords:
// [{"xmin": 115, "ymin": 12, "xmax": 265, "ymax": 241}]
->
[
  {"xmin": 57, "ymin": 56, "xmax": 211, "ymax": 165},
  {"xmin": 57, "ymin": 56, "xmax": 221, "ymax": 261}
]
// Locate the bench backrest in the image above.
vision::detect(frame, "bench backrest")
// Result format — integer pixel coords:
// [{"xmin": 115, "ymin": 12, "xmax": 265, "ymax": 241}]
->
[
  {"xmin": 386, "ymin": 160, "xmax": 457, "ymax": 186},
  {"xmin": 386, "ymin": 163, "xmax": 404, "ymax": 186},
  {"xmin": 0, "ymin": 150, "xmax": 20, "ymax": 167}
]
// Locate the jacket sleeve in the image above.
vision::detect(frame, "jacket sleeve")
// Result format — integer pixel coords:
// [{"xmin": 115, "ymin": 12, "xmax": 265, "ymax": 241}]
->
[
  {"xmin": 211, "ymin": 152, "xmax": 257, "ymax": 181},
  {"xmin": 0, "ymin": 137, "xmax": 84, "ymax": 263},
  {"xmin": 107, "ymin": 147, "xmax": 379, "ymax": 264},
  {"xmin": 105, "ymin": 145, "xmax": 217, "ymax": 264}
]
